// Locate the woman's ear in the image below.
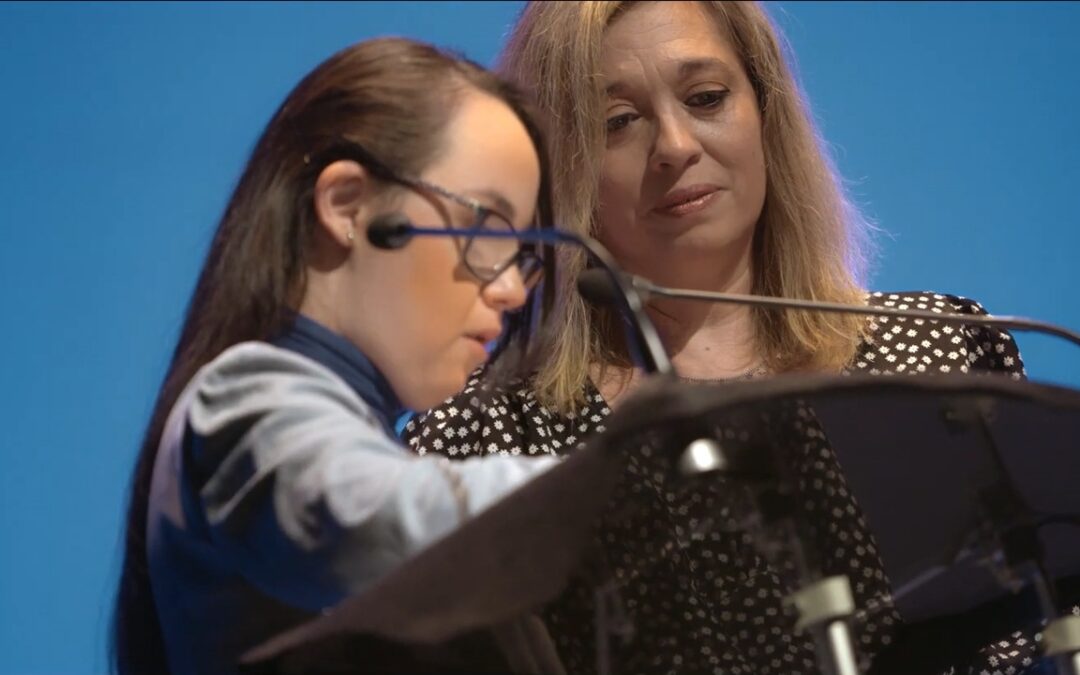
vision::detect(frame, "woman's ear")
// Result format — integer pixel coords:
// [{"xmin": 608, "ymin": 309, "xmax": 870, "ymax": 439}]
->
[{"xmin": 313, "ymin": 160, "xmax": 370, "ymax": 249}]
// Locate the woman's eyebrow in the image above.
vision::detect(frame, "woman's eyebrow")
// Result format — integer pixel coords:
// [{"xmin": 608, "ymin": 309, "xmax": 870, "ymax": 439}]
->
[
  {"xmin": 465, "ymin": 189, "xmax": 516, "ymax": 219},
  {"xmin": 676, "ymin": 57, "xmax": 738, "ymax": 82},
  {"xmin": 605, "ymin": 56, "xmax": 738, "ymax": 97}
]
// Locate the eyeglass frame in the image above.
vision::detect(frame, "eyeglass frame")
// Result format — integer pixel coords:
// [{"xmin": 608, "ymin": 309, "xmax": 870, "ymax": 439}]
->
[{"xmin": 306, "ymin": 140, "xmax": 543, "ymax": 288}]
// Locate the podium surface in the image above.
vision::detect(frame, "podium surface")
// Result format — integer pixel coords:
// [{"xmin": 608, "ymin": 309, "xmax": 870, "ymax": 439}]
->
[{"xmin": 245, "ymin": 373, "xmax": 1080, "ymax": 673}]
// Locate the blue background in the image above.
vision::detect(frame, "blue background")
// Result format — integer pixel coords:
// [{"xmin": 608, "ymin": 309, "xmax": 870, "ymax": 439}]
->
[{"xmin": 1, "ymin": 2, "xmax": 1077, "ymax": 672}]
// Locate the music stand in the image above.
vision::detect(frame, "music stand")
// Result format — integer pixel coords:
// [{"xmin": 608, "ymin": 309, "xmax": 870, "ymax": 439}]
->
[
  {"xmin": 598, "ymin": 373, "xmax": 1080, "ymax": 675},
  {"xmin": 242, "ymin": 372, "xmax": 1080, "ymax": 674}
]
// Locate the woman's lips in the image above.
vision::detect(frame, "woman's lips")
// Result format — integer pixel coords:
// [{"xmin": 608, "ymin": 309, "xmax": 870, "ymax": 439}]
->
[
  {"xmin": 652, "ymin": 186, "xmax": 721, "ymax": 217},
  {"xmin": 464, "ymin": 336, "xmax": 490, "ymax": 363},
  {"xmin": 464, "ymin": 329, "xmax": 499, "ymax": 360}
]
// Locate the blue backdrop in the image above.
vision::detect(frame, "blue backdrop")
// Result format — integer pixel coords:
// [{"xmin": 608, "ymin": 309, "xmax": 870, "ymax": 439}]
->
[{"xmin": 1, "ymin": 2, "xmax": 1077, "ymax": 673}]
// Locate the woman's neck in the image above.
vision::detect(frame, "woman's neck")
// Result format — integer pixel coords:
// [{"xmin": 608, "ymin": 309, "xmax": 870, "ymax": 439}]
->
[
  {"xmin": 647, "ymin": 258, "xmax": 758, "ymax": 376},
  {"xmin": 592, "ymin": 244, "xmax": 761, "ymax": 407}
]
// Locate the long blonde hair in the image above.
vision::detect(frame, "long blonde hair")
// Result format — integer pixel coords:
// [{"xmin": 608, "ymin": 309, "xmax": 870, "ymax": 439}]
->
[{"xmin": 500, "ymin": 0, "xmax": 873, "ymax": 413}]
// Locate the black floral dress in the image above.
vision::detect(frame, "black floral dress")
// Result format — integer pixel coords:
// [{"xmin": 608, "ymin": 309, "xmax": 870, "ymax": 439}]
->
[{"xmin": 404, "ymin": 292, "xmax": 1043, "ymax": 674}]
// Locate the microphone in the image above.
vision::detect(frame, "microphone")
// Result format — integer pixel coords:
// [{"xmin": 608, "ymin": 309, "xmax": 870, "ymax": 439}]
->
[
  {"xmin": 365, "ymin": 213, "xmax": 674, "ymax": 375},
  {"xmin": 366, "ymin": 213, "xmax": 415, "ymax": 249},
  {"xmin": 576, "ymin": 268, "xmax": 1080, "ymax": 351}
]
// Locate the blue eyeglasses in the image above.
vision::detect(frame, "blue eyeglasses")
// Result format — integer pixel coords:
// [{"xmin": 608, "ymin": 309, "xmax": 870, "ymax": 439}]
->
[{"xmin": 308, "ymin": 141, "xmax": 543, "ymax": 289}]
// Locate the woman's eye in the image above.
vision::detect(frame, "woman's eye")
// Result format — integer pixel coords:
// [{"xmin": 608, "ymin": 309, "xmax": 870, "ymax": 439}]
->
[
  {"xmin": 686, "ymin": 90, "xmax": 729, "ymax": 108},
  {"xmin": 606, "ymin": 112, "xmax": 637, "ymax": 134}
]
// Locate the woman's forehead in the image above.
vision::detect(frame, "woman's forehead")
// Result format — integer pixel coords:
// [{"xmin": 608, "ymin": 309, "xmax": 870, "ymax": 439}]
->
[{"xmin": 601, "ymin": 2, "xmax": 741, "ymax": 84}]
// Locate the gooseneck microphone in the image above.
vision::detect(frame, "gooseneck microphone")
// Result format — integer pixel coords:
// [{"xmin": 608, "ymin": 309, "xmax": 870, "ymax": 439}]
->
[
  {"xmin": 576, "ymin": 268, "xmax": 1080, "ymax": 351},
  {"xmin": 366, "ymin": 213, "xmax": 674, "ymax": 375}
]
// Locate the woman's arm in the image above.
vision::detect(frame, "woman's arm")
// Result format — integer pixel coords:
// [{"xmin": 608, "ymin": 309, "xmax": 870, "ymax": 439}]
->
[{"xmin": 168, "ymin": 343, "xmax": 558, "ymax": 611}]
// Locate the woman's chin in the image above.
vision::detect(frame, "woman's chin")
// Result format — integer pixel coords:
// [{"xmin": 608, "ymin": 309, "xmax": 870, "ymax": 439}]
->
[{"xmin": 402, "ymin": 373, "xmax": 468, "ymax": 412}]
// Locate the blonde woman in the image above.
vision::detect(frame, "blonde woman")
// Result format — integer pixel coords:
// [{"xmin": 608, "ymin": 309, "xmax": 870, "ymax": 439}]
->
[{"xmin": 406, "ymin": 2, "xmax": 1028, "ymax": 673}]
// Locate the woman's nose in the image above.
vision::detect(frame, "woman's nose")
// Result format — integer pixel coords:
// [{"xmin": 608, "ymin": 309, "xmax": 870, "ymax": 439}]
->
[
  {"xmin": 650, "ymin": 112, "xmax": 702, "ymax": 173},
  {"xmin": 481, "ymin": 264, "xmax": 528, "ymax": 312}
]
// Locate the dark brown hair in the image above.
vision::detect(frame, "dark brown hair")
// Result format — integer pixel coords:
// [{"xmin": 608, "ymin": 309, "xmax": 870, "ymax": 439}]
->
[{"xmin": 111, "ymin": 37, "xmax": 554, "ymax": 674}]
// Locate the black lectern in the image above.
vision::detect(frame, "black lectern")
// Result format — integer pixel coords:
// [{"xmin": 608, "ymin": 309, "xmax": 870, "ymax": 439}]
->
[{"xmin": 243, "ymin": 373, "xmax": 1080, "ymax": 675}]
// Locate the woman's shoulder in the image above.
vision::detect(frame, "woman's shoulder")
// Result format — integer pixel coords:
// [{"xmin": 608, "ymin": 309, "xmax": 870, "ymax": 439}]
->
[
  {"xmin": 403, "ymin": 368, "xmax": 604, "ymax": 458},
  {"xmin": 856, "ymin": 290, "xmax": 1025, "ymax": 377},
  {"xmin": 160, "ymin": 341, "xmax": 396, "ymax": 493},
  {"xmin": 190, "ymin": 340, "xmax": 356, "ymax": 397},
  {"xmin": 197, "ymin": 340, "xmax": 343, "ymax": 380},
  {"xmin": 405, "ymin": 368, "xmax": 540, "ymax": 427},
  {"xmin": 866, "ymin": 290, "xmax": 991, "ymax": 315},
  {"xmin": 181, "ymin": 341, "xmax": 380, "ymax": 438}
]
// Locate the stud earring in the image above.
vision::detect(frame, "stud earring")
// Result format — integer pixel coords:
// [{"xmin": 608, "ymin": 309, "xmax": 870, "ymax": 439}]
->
[{"xmin": 346, "ymin": 227, "xmax": 355, "ymax": 242}]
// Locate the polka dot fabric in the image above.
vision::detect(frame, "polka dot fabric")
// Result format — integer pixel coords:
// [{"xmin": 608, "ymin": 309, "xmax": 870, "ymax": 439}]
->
[{"xmin": 404, "ymin": 292, "xmax": 1053, "ymax": 674}]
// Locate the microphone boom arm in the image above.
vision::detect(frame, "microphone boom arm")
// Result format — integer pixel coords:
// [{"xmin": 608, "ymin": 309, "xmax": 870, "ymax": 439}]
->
[{"xmin": 637, "ymin": 280, "xmax": 1080, "ymax": 351}]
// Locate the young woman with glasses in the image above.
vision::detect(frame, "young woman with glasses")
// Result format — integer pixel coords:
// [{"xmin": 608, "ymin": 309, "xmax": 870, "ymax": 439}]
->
[{"xmin": 110, "ymin": 37, "xmax": 559, "ymax": 675}]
